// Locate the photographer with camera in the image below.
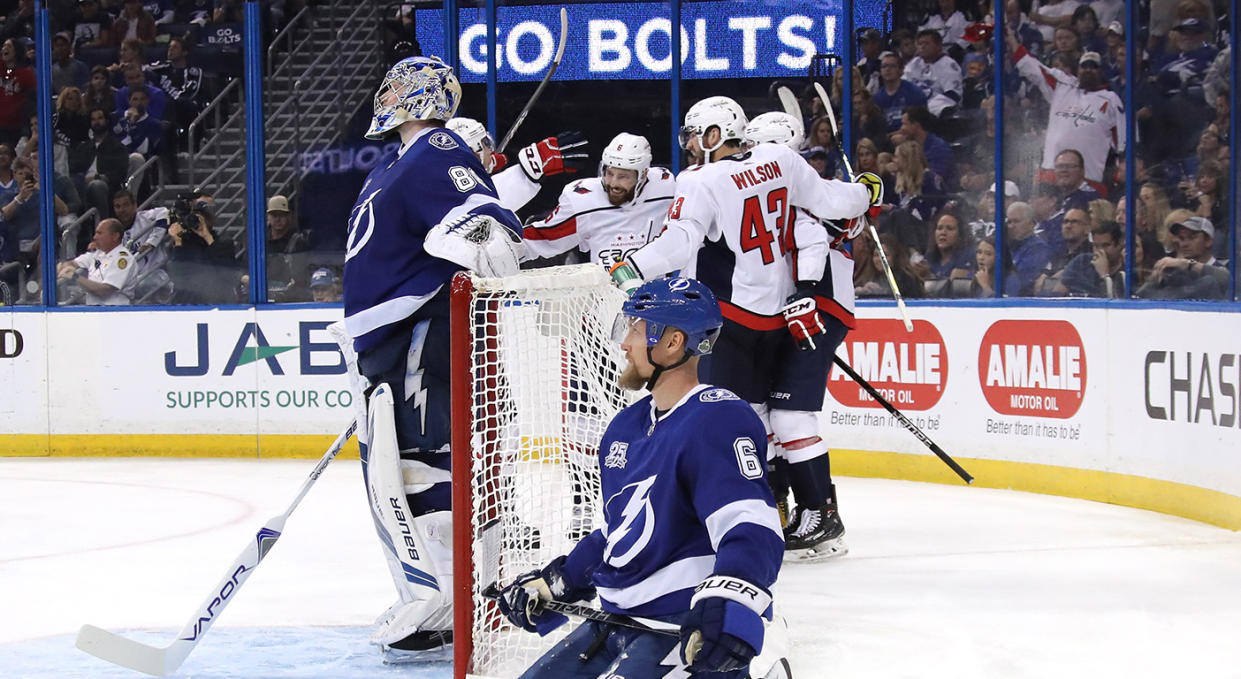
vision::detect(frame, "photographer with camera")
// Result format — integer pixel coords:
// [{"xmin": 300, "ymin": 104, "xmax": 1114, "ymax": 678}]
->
[{"xmin": 165, "ymin": 193, "xmax": 238, "ymax": 304}]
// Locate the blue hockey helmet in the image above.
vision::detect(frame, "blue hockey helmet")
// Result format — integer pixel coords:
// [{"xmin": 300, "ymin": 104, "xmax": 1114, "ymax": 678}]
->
[{"xmin": 615, "ymin": 277, "xmax": 722, "ymax": 357}]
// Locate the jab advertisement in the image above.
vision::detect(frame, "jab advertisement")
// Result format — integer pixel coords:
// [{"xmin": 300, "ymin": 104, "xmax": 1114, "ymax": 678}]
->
[{"xmin": 414, "ymin": 0, "xmax": 887, "ymax": 81}]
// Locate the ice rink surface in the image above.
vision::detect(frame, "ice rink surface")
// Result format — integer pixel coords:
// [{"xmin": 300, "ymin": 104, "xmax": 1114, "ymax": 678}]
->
[{"xmin": 2, "ymin": 458, "xmax": 1239, "ymax": 679}]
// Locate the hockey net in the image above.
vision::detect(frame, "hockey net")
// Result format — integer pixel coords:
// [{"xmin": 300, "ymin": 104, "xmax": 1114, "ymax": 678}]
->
[{"xmin": 450, "ymin": 265, "xmax": 634, "ymax": 679}]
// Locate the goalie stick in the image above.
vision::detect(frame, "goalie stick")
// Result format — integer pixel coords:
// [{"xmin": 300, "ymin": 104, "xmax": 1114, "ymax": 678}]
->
[
  {"xmin": 812, "ymin": 80, "xmax": 915, "ymax": 334},
  {"xmin": 496, "ymin": 7, "xmax": 568, "ymax": 153},
  {"xmin": 832, "ymin": 356, "xmax": 974, "ymax": 484},
  {"xmin": 75, "ymin": 420, "xmax": 358, "ymax": 676}
]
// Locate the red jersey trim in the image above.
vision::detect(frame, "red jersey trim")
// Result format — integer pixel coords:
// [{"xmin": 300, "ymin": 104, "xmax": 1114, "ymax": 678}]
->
[
  {"xmin": 720, "ymin": 301, "xmax": 786, "ymax": 331},
  {"xmin": 523, "ymin": 217, "xmax": 578, "ymax": 241}
]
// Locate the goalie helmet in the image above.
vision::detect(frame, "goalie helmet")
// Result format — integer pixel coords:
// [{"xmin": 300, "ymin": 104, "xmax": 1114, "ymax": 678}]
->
[
  {"xmin": 615, "ymin": 277, "xmax": 722, "ymax": 357},
  {"xmin": 366, "ymin": 56, "xmax": 462, "ymax": 140},
  {"xmin": 599, "ymin": 132, "xmax": 652, "ymax": 198},
  {"xmin": 745, "ymin": 111, "xmax": 805, "ymax": 151},
  {"xmin": 679, "ymin": 96, "xmax": 747, "ymax": 159},
  {"xmin": 446, "ymin": 117, "xmax": 494, "ymax": 154}
]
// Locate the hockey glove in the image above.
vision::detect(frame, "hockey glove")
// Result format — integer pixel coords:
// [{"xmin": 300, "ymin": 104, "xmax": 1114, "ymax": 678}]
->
[
  {"xmin": 496, "ymin": 555, "xmax": 589, "ymax": 636},
  {"xmin": 517, "ymin": 130, "xmax": 590, "ymax": 182},
  {"xmin": 855, "ymin": 171, "xmax": 884, "ymax": 218},
  {"xmin": 823, "ymin": 215, "xmax": 868, "ymax": 249},
  {"xmin": 680, "ymin": 576, "xmax": 770, "ymax": 673},
  {"xmin": 782, "ymin": 288, "xmax": 825, "ymax": 351}
]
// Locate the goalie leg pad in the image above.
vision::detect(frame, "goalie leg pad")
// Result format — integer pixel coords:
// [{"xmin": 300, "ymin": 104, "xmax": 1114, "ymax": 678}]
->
[{"xmin": 363, "ymin": 384, "xmax": 454, "ymax": 646}]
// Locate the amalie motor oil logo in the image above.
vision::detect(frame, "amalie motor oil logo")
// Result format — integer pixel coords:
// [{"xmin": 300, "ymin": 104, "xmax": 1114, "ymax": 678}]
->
[
  {"xmin": 977, "ymin": 320, "xmax": 1086, "ymax": 419},
  {"xmin": 828, "ymin": 319, "xmax": 947, "ymax": 410}
]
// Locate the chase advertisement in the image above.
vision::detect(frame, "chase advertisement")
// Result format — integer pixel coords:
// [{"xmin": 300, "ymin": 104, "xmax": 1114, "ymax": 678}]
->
[{"xmin": 415, "ymin": 0, "xmax": 887, "ymax": 81}]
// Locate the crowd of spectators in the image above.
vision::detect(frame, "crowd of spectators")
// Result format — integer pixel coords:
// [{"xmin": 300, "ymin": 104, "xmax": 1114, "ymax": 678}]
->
[
  {"xmin": 0, "ymin": 0, "xmax": 312, "ymax": 305},
  {"xmin": 796, "ymin": 0, "xmax": 1233, "ymax": 300}
]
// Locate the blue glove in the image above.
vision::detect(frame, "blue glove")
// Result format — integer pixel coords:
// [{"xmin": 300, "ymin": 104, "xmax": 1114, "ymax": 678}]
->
[
  {"xmin": 680, "ymin": 576, "xmax": 770, "ymax": 673},
  {"xmin": 496, "ymin": 555, "xmax": 592, "ymax": 636}
]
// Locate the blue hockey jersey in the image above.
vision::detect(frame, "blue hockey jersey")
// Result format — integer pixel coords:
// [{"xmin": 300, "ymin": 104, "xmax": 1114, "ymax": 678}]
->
[
  {"xmin": 343, "ymin": 126, "xmax": 521, "ymax": 352},
  {"xmin": 562, "ymin": 384, "xmax": 784, "ymax": 617}
]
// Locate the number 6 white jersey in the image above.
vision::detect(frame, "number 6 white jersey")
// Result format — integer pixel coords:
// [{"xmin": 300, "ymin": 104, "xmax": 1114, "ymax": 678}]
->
[{"xmin": 627, "ymin": 143, "xmax": 870, "ymax": 326}]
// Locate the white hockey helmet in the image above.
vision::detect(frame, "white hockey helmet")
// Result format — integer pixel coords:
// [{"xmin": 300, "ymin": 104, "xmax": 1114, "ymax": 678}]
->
[
  {"xmin": 446, "ymin": 117, "xmax": 494, "ymax": 154},
  {"xmin": 745, "ymin": 111, "xmax": 805, "ymax": 151},
  {"xmin": 366, "ymin": 56, "xmax": 462, "ymax": 140},
  {"xmin": 679, "ymin": 96, "xmax": 747, "ymax": 159},
  {"xmin": 600, "ymin": 132, "xmax": 652, "ymax": 197}
]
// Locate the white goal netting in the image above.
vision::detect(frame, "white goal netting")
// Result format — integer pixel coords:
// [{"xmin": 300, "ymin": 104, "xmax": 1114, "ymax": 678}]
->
[{"xmin": 452, "ymin": 265, "xmax": 635, "ymax": 678}]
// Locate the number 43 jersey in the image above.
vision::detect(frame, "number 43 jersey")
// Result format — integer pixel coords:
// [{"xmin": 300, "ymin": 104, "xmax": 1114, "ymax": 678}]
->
[
  {"xmin": 628, "ymin": 143, "xmax": 871, "ymax": 325},
  {"xmin": 562, "ymin": 385, "xmax": 784, "ymax": 618}
]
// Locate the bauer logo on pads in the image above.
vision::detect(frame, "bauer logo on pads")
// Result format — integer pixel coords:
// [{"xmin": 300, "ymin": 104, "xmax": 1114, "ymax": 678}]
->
[
  {"xmin": 828, "ymin": 319, "xmax": 948, "ymax": 411},
  {"xmin": 978, "ymin": 320, "xmax": 1087, "ymax": 419}
]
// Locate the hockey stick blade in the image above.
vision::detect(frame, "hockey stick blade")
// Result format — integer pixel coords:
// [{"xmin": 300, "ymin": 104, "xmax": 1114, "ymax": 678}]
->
[
  {"xmin": 497, "ymin": 7, "xmax": 568, "ymax": 153},
  {"xmin": 775, "ymin": 86, "xmax": 803, "ymax": 135},
  {"xmin": 76, "ymin": 420, "xmax": 357, "ymax": 676}
]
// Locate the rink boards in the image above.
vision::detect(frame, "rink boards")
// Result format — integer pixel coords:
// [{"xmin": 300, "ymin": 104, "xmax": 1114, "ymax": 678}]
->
[{"xmin": 1, "ymin": 304, "xmax": 1239, "ymax": 529}]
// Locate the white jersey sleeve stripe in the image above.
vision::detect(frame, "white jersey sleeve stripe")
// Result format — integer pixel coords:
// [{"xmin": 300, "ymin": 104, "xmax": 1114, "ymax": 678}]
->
[
  {"xmin": 344, "ymin": 286, "xmax": 443, "ymax": 340},
  {"xmin": 704, "ymin": 499, "xmax": 783, "ymax": 551},
  {"xmin": 595, "ymin": 554, "xmax": 715, "ymax": 610}
]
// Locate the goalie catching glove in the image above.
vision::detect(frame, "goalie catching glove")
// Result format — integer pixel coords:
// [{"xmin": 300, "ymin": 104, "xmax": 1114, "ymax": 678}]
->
[
  {"xmin": 497, "ymin": 555, "xmax": 595, "ymax": 636},
  {"xmin": 517, "ymin": 130, "xmax": 590, "ymax": 181},
  {"xmin": 423, "ymin": 212, "xmax": 524, "ymax": 277},
  {"xmin": 680, "ymin": 575, "xmax": 770, "ymax": 673},
  {"xmin": 782, "ymin": 285, "xmax": 825, "ymax": 351}
]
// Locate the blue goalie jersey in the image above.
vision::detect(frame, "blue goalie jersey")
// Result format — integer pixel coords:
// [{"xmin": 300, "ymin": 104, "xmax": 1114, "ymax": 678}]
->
[
  {"xmin": 563, "ymin": 384, "xmax": 784, "ymax": 617},
  {"xmin": 342, "ymin": 127, "xmax": 521, "ymax": 352}
]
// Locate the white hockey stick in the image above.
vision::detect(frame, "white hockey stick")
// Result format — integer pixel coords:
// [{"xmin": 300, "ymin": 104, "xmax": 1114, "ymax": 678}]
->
[
  {"xmin": 75, "ymin": 420, "xmax": 358, "ymax": 676},
  {"xmin": 497, "ymin": 7, "xmax": 568, "ymax": 153},
  {"xmin": 775, "ymin": 86, "xmax": 801, "ymax": 125},
  {"xmin": 813, "ymin": 81, "xmax": 914, "ymax": 333}
]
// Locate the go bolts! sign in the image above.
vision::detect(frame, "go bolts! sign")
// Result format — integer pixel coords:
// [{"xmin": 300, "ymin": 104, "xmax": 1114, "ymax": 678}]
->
[
  {"xmin": 829, "ymin": 319, "xmax": 947, "ymax": 411},
  {"xmin": 978, "ymin": 320, "xmax": 1086, "ymax": 419}
]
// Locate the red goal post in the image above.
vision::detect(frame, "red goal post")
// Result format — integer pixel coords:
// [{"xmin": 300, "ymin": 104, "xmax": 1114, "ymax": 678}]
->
[{"xmin": 450, "ymin": 265, "xmax": 634, "ymax": 679}]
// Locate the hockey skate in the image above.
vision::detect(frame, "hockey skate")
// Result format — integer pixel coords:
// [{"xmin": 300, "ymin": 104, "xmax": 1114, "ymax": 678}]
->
[
  {"xmin": 783, "ymin": 503, "xmax": 847, "ymax": 561},
  {"xmin": 381, "ymin": 629, "xmax": 453, "ymax": 664}
]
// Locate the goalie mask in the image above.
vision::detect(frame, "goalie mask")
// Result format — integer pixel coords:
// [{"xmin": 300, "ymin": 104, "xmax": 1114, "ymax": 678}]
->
[
  {"xmin": 447, "ymin": 117, "xmax": 497, "ymax": 171},
  {"xmin": 366, "ymin": 56, "xmax": 462, "ymax": 140},
  {"xmin": 599, "ymin": 132, "xmax": 652, "ymax": 204},
  {"xmin": 679, "ymin": 96, "xmax": 747, "ymax": 162},
  {"xmin": 745, "ymin": 111, "xmax": 805, "ymax": 151}
]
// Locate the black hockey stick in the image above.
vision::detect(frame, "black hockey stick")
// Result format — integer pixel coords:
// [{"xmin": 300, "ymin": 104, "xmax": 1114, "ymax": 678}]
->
[
  {"xmin": 497, "ymin": 7, "xmax": 568, "ymax": 153},
  {"xmin": 832, "ymin": 356, "xmax": 974, "ymax": 484},
  {"xmin": 76, "ymin": 420, "xmax": 358, "ymax": 676},
  {"xmin": 480, "ymin": 583, "xmax": 679, "ymax": 638}
]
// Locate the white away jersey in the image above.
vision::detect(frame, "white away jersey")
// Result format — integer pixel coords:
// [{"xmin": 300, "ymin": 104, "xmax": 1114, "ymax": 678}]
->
[
  {"xmin": 1014, "ymin": 46, "xmax": 1125, "ymax": 182},
  {"xmin": 560, "ymin": 385, "xmax": 783, "ymax": 617},
  {"xmin": 789, "ymin": 208, "xmax": 857, "ymax": 327},
  {"xmin": 492, "ymin": 164, "xmax": 541, "ymax": 212},
  {"xmin": 628, "ymin": 143, "xmax": 870, "ymax": 326},
  {"xmin": 522, "ymin": 167, "xmax": 676, "ymax": 268}
]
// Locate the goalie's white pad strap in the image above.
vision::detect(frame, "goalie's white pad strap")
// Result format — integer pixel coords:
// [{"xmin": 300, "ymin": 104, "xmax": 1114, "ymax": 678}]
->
[
  {"xmin": 424, "ymin": 211, "xmax": 524, "ymax": 278},
  {"xmin": 690, "ymin": 575, "xmax": 772, "ymax": 616},
  {"xmin": 328, "ymin": 320, "xmax": 371, "ymax": 445},
  {"xmin": 365, "ymin": 385, "xmax": 452, "ymax": 643}
]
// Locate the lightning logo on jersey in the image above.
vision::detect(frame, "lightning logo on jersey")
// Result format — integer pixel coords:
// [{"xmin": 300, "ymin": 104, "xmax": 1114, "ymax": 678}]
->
[{"xmin": 603, "ymin": 475, "xmax": 657, "ymax": 568}]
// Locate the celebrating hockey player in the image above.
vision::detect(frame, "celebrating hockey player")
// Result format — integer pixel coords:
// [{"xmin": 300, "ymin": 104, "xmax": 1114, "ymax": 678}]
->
[
  {"xmin": 741, "ymin": 109, "xmax": 865, "ymax": 559},
  {"xmin": 610, "ymin": 96, "xmax": 884, "ymax": 560},
  {"xmin": 445, "ymin": 116, "xmax": 589, "ymax": 211},
  {"xmin": 522, "ymin": 132, "xmax": 677, "ymax": 269},
  {"xmin": 340, "ymin": 56, "xmax": 524, "ymax": 662},
  {"xmin": 496, "ymin": 276, "xmax": 785, "ymax": 678}
]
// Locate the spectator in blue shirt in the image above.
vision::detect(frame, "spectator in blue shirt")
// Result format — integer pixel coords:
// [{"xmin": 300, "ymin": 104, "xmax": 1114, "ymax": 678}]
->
[
  {"xmin": 894, "ymin": 105, "xmax": 955, "ymax": 187},
  {"xmin": 923, "ymin": 210, "xmax": 975, "ymax": 281},
  {"xmin": 1003, "ymin": 201, "xmax": 1052, "ymax": 296},
  {"xmin": 872, "ymin": 51, "xmax": 927, "ymax": 131},
  {"xmin": 113, "ymin": 86, "xmax": 163, "ymax": 157}
]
